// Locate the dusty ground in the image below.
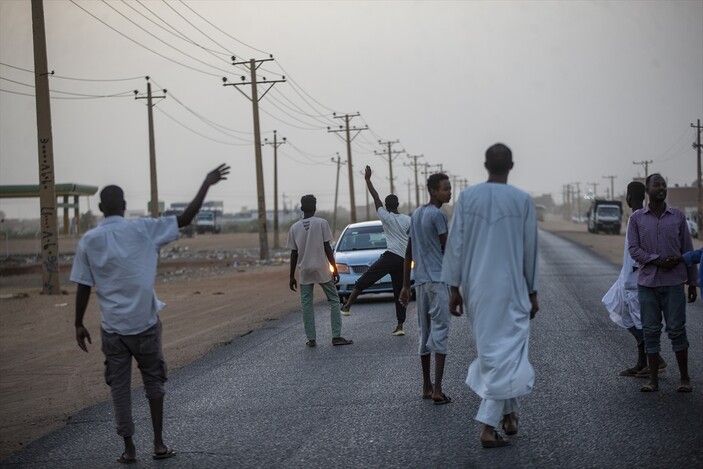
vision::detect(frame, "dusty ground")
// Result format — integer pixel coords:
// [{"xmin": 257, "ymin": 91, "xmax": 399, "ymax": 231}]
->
[{"xmin": 0, "ymin": 221, "xmax": 700, "ymax": 460}]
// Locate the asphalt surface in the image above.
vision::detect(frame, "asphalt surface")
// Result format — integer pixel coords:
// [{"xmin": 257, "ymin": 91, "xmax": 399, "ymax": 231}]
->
[{"xmin": 3, "ymin": 230, "xmax": 702, "ymax": 468}]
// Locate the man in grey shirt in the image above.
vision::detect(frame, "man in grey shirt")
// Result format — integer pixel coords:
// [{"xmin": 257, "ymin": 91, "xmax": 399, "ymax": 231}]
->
[{"xmin": 400, "ymin": 172, "xmax": 453, "ymax": 405}]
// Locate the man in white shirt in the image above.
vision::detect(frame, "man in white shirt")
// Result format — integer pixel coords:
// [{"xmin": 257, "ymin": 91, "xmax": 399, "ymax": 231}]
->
[
  {"xmin": 341, "ymin": 166, "xmax": 412, "ymax": 336},
  {"xmin": 288, "ymin": 194, "xmax": 353, "ymax": 347},
  {"xmin": 71, "ymin": 164, "xmax": 229, "ymax": 464}
]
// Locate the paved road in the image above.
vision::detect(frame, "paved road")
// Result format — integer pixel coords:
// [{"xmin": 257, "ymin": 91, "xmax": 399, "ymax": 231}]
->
[{"xmin": 3, "ymin": 230, "xmax": 702, "ymax": 468}]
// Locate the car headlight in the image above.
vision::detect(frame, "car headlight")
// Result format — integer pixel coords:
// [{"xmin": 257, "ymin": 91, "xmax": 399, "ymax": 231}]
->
[{"xmin": 335, "ymin": 263, "xmax": 350, "ymax": 274}]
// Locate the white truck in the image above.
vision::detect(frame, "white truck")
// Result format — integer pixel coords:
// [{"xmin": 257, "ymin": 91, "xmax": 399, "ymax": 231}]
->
[
  {"xmin": 195, "ymin": 210, "xmax": 221, "ymax": 234},
  {"xmin": 587, "ymin": 200, "xmax": 622, "ymax": 235}
]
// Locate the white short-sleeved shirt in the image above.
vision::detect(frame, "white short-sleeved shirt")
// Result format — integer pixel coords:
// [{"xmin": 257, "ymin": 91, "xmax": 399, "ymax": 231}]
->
[
  {"xmin": 70, "ymin": 215, "xmax": 179, "ymax": 335},
  {"xmin": 377, "ymin": 207, "xmax": 411, "ymax": 258},
  {"xmin": 286, "ymin": 216, "xmax": 333, "ymax": 285}
]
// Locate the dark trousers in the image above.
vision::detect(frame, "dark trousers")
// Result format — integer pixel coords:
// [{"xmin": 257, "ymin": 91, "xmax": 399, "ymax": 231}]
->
[
  {"xmin": 101, "ymin": 320, "xmax": 167, "ymax": 437},
  {"xmin": 354, "ymin": 250, "xmax": 407, "ymax": 323}
]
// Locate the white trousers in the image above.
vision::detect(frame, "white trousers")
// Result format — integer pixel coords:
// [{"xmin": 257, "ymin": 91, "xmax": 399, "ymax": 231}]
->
[{"xmin": 476, "ymin": 397, "xmax": 520, "ymax": 428}]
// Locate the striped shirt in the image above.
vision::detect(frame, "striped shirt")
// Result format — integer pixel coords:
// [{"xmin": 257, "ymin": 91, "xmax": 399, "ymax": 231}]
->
[{"xmin": 628, "ymin": 204, "xmax": 697, "ymax": 288}]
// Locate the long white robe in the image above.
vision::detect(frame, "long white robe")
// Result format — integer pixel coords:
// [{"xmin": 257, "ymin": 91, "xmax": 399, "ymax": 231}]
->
[
  {"xmin": 601, "ymin": 220, "xmax": 640, "ymax": 329},
  {"xmin": 442, "ymin": 183, "xmax": 538, "ymax": 400}
]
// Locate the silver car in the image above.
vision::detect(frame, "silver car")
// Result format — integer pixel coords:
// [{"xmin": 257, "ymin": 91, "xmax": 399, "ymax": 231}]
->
[{"xmin": 333, "ymin": 220, "xmax": 415, "ymax": 303}]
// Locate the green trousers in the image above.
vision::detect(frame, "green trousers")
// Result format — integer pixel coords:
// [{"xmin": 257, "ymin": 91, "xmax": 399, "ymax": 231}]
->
[{"xmin": 300, "ymin": 280, "xmax": 342, "ymax": 341}]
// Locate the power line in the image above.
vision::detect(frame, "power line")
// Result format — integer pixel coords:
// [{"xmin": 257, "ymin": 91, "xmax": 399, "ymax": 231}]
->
[
  {"xmin": 122, "ymin": 0, "xmax": 233, "ymax": 68},
  {"xmin": 177, "ymin": 0, "xmax": 270, "ymax": 56},
  {"xmin": 99, "ymin": 0, "xmax": 234, "ymax": 75},
  {"xmin": 154, "ymin": 106, "xmax": 251, "ymax": 146},
  {"xmin": 0, "ymin": 62, "xmax": 144, "ymax": 82},
  {"xmin": 69, "ymin": 0, "xmax": 223, "ymax": 78}
]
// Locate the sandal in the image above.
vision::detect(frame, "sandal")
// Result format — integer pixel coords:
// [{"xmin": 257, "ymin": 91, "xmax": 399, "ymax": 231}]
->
[
  {"xmin": 676, "ymin": 382, "xmax": 693, "ymax": 393},
  {"xmin": 481, "ymin": 431, "xmax": 510, "ymax": 448},
  {"xmin": 640, "ymin": 382, "xmax": 659, "ymax": 392}
]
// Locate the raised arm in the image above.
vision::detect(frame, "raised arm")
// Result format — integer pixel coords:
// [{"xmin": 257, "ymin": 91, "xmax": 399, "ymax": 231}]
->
[
  {"xmin": 177, "ymin": 164, "xmax": 231, "ymax": 228},
  {"xmin": 365, "ymin": 166, "xmax": 383, "ymax": 211}
]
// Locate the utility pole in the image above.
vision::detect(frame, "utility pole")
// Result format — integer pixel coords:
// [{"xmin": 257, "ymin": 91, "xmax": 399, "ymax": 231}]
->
[
  {"xmin": 374, "ymin": 140, "xmax": 403, "ymax": 195},
  {"xmin": 328, "ymin": 113, "xmax": 367, "ymax": 223},
  {"xmin": 404, "ymin": 179, "xmax": 412, "ymax": 212},
  {"xmin": 330, "ymin": 153, "xmax": 345, "ymax": 235},
  {"xmin": 602, "ymin": 175, "xmax": 616, "ymax": 200},
  {"xmin": 31, "ymin": 0, "xmax": 60, "ymax": 294},
  {"xmin": 692, "ymin": 119, "xmax": 703, "ymax": 229},
  {"xmin": 451, "ymin": 174, "xmax": 459, "ymax": 204},
  {"xmin": 404, "ymin": 154, "xmax": 423, "ymax": 211},
  {"xmin": 633, "ymin": 160, "xmax": 653, "ymax": 179},
  {"xmin": 587, "ymin": 182, "xmax": 598, "ymax": 198},
  {"xmin": 575, "ymin": 182, "xmax": 582, "ymax": 219},
  {"xmin": 134, "ymin": 77, "xmax": 166, "ymax": 217},
  {"xmin": 223, "ymin": 56, "xmax": 285, "ymax": 260},
  {"xmin": 263, "ymin": 130, "xmax": 286, "ymax": 249}
]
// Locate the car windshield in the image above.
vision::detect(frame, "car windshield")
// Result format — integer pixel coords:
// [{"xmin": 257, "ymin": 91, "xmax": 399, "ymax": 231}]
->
[{"xmin": 336, "ymin": 225, "xmax": 387, "ymax": 252}]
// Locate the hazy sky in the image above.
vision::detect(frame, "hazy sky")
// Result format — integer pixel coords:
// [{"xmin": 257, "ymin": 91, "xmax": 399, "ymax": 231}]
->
[{"xmin": 1, "ymin": 0, "xmax": 702, "ymax": 219}]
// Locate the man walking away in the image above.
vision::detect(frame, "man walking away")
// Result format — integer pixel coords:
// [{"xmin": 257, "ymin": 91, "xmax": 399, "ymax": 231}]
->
[
  {"xmin": 71, "ymin": 164, "xmax": 230, "ymax": 464},
  {"xmin": 288, "ymin": 194, "xmax": 353, "ymax": 347},
  {"xmin": 400, "ymin": 173, "xmax": 452, "ymax": 405},
  {"xmin": 342, "ymin": 165, "xmax": 411, "ymax": 336},
  {"xmin": 442, "ymin": 144, "xmax": 539, "ymax": 448}
]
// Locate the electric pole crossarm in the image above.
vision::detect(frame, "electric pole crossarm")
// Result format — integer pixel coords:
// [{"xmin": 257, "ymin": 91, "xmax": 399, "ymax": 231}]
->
[{"xmin": 232, "ymin": 56, "xmax": 275, "ymax": 68}]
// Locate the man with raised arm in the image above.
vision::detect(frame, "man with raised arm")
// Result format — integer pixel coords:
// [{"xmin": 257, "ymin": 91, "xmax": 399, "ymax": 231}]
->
[
  {"xmin": 341, "ymin": 165, "xmax": 411, "ymax": 336},
  {"xmin": 71, "ymin": 164, "xmax": 230, "ymax": 464}
]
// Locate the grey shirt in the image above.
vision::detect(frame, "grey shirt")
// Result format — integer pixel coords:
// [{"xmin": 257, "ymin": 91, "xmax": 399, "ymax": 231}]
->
[{"xmin": 408, "ymin": 204, "xmax": 448, "ymax": 286}]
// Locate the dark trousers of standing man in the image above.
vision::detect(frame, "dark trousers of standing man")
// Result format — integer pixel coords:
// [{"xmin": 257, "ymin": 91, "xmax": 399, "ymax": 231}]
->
[
  {"xmin": 354, "ymin": 250, "xmax": 407, "ymax": 323},
  {"xmin": 101, "ymin": 320, "xmax": 167, "ymax": 437}
]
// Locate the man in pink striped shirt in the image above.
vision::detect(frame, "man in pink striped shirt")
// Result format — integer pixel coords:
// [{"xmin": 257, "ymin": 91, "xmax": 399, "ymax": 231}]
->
[{"xmin": 628, "ymin": 173, "xmax": 697, "ymax": 393}]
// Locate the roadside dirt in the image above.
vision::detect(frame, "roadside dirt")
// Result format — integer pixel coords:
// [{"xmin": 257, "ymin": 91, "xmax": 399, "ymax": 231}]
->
[{"xmin": 1, "ymin": 222, "xmax": 700, "ymax": 460}]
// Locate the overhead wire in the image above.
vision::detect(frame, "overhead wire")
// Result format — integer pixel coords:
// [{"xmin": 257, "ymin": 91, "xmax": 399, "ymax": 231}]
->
[
  {"xmin": 268, "ymin": 88, "xmax": 336, "ymax": 126},
  {"xmin": 0, "ymin": 76, "xmax": 135, "ymax": 99},
  {"xmin": 122, "ymin": 0, "xmax": 233, "ymax": 69},
  {"xmin": 154, "ymin": 106, "xmax": 251, "ymax": 146},
  {"xmin": 177, "ymin": 0, "xmax": 270, "ymax": 56},
  {"xmin": 99, "ymin": 0, "xmax": 234, "ymax": 76},
  {"xmin": 0, "ymin": 62, "xmax": 144, "ymax": 82},
  {"xmin": 69, "ymin": 0, "xmax": 223, "ymax": 78},
  {"xmin": 149, "ymin": 78, "xmax": 254, "ymax": 139}
]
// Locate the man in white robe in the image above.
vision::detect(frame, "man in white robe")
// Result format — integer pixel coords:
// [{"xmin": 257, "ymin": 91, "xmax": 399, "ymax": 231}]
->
[{"xmin": 442, "ymin": 143, "xmax": 538, "ymax": 448}]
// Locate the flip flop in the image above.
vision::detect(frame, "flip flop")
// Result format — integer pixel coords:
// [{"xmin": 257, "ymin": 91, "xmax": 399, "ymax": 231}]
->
[
  {"xmin": 676, "ymin": 383, "xmax": 693, "ymax": 393},
  {"xmin": 433, "ymin": 394, "xmax": 452, "ymax": 405},
  {"xmin": 153, "ymin": 448, "xmax": 176, "ymax": 460},
  {"xmin": 481, "ymin": 431, "xmax": 510, "ymax": 448},
  {"xmin": 640, "ymin": 382, "xmax": 659, "ymax": 392},
  {"xmin": 117, "ymin": 453, "xmax": 137, "ymax": 464},
  {"xmin": 619, "ymin": 367, "xmax": 644, "ymax": 377},
  {"xmin": 332, "ymin": 337, "xmax": 353, "ymax": 346}
]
